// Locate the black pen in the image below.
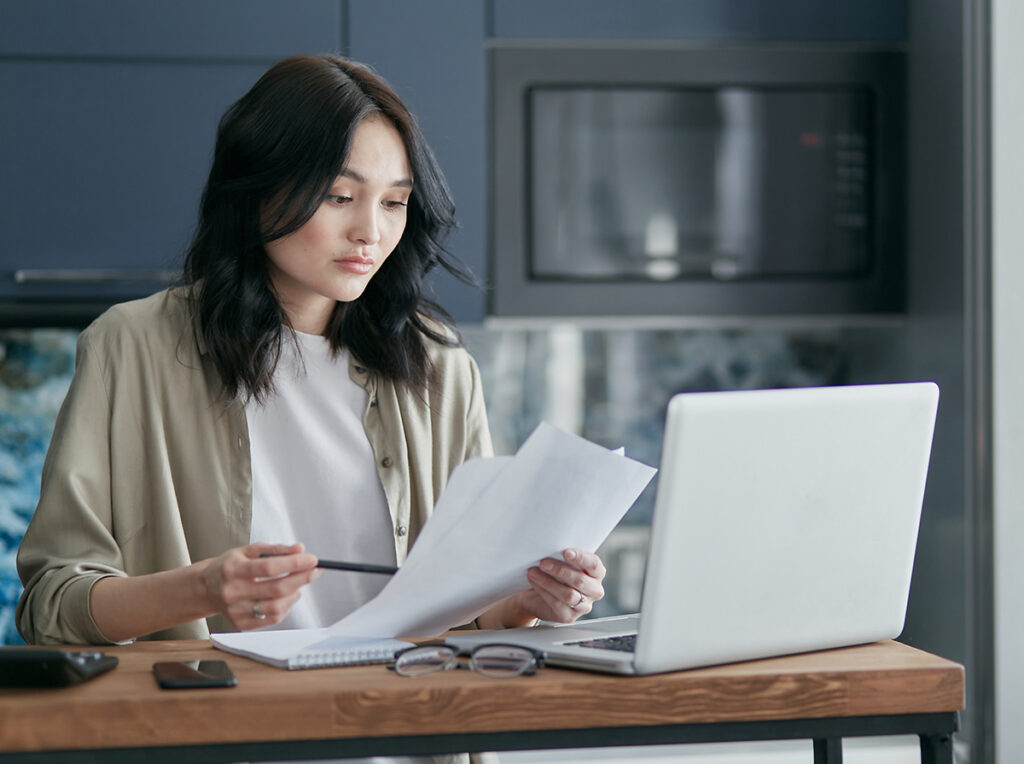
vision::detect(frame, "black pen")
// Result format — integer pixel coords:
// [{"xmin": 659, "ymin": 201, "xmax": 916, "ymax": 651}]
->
[
  {"xmin": 259, "ymin": 553, "xmax": 397, "ymax": 575},
  {"xmin": 315, "ymin": 559, "xmax": 398, "ymax": 575}
]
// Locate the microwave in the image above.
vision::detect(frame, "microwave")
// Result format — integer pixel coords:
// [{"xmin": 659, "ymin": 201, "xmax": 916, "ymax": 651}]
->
[{"xmin": 488, "ymin": 42, "xmax": 906, "ymax": 320}]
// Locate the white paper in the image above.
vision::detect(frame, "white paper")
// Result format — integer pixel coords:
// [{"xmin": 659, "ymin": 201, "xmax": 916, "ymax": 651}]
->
[
  {"xmin": 326, "ymin": 422, "xmax": 656, "ymax": 638},
  {"xmin": 212, "ymin": 423, "xmax": 656, "ymax": 664}
]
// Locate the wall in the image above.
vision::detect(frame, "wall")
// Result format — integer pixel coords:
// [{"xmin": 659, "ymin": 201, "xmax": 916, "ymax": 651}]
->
[{"xmin": 992, "ymin": 0, "xmax": 1024, "ymax": 759}]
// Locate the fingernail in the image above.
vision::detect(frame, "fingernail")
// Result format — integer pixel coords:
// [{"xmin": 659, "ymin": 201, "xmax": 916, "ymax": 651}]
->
[
  {"xmin": 541, "ymin": 559, "xmax": 555, "ymax": 572},
  {"xmin": 565, "ymin": 549, "xmax": 578, "ymax": 561}
]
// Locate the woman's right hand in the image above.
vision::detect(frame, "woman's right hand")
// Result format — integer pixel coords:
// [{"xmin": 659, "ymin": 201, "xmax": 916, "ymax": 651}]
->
[{"xmin": 198, "ymin": 542, "xmax": 320, "ymax": 630}]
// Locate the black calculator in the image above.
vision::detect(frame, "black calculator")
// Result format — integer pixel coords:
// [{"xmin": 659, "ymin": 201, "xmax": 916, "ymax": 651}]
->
[{"xmin": 0, "ymin": 648, "xmax": 119, "ymax": 687}]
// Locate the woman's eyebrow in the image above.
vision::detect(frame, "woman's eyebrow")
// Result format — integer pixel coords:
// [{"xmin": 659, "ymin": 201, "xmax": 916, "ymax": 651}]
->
[{"xmin": 339, "ymin": 169, "xmax": 413, "ymax": 188}]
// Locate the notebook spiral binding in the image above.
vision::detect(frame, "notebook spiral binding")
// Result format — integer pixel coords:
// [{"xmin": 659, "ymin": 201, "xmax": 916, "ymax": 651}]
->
[{"xmin": 289, "ymin": 644, "xmax": 400, "ymax": 669}]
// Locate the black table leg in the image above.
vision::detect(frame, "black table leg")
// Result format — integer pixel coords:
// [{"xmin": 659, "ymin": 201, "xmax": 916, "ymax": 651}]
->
[
  {"xmin": 920, "ymin": 732, "xmax": 954, "ymax": 764},
  {"xmin": 813, "ymin": 737, "xmax": 843, "ymax": 763}
]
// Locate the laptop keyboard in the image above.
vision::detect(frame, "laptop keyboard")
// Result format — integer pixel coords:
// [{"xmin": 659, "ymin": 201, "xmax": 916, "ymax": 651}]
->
[{"xmin": 564, "ymin": 633, "xmax": 637, "ymax": 653}]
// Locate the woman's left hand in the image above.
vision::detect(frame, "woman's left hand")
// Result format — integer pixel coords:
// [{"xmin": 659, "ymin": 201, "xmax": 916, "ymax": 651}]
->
[{"xmin": 478, "ymin": 548, "xmax": 606, "ymax": 629}]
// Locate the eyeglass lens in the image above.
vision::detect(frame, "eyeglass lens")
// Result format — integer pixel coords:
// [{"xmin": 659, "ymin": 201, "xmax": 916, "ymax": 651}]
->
[
  {"xmin": 394, "ymin": 644, "xmax": 538, "ymax": 678},
  {"xmin": 469, "ymin": 645, "xmax": 537, "ymax": 677},
  {"xmin": 394, "ymin": 645, "xmax": 458, "ymax": 677}
]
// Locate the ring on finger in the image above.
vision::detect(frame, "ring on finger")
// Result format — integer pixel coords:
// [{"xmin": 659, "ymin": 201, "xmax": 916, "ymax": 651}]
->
[
  {"xmin": 252, "ymin": 601, "xmax": 267, "ymax": 620},
  {"xmin": 570, "ymin": 591, "xmax": 586, "ymax": 610}
]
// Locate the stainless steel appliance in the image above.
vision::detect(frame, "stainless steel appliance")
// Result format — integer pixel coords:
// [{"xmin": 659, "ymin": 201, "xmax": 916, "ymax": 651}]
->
[{"xmin": 489, "ymin": 43, "xmax": 906, "ymax": 318}]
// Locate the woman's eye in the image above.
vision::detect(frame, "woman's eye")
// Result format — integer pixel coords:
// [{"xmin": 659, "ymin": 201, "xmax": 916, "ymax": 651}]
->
[
  {"xmin": 383, "ymin": 200, "xmax": 408, "ymax": 210},
  {"xmin": 328, "ymin": 194, "xmax": 351, "ymax": 205}
]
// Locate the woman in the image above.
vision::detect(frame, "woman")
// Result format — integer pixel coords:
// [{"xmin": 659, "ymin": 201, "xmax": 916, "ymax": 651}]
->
[{"xmin": 16, "ymin": 55, "xmax": 605, "ymax": 646}]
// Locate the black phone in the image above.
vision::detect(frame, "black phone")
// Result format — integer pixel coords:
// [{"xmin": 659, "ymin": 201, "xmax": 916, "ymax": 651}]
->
[{"xmin": 152, "ymin": 659, "xmax": 237, "ymax": 689}]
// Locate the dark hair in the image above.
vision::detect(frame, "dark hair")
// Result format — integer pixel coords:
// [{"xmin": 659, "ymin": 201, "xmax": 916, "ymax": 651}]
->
[{"xmin": 183, "ymin": 54, "xmax": 476, "ymax": 402}]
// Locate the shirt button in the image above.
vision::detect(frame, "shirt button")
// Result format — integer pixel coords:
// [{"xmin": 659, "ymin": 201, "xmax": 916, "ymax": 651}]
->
[
  {"xmin": 237, "ymin": 437, "xmax": 244, "ymax": 449},
  {"xmin": 381, "ymin": 457, "xmax": 393, "ymax": 468},
  {"xmin": 396, "ymin": 525, "xmax": 408, "ymax": 537},
  {"xmin": 369, "ymin": 397, "xmax": 378, "ymax": 407}
]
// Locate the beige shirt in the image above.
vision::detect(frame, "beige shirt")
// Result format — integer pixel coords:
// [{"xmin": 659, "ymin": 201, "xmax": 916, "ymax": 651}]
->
[{"xmin": 16, "ymin": 287, "xmax": 494, "ymax": 646}]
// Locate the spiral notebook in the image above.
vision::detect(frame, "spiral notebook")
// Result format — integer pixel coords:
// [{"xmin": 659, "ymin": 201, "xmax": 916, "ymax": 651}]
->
[{"xmin": 211, "ymin": 628, "xmax": 411, "ymax": 670}]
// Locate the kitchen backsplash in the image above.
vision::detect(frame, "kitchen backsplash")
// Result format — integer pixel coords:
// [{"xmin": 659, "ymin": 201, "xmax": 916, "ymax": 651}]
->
[
  {"xmin": 1, "ymin": 330, "xmax": 77, "ymax": 645},
  {"xmin": 0, "ymin": 324, "xmax": 843, "ymax": 644}
]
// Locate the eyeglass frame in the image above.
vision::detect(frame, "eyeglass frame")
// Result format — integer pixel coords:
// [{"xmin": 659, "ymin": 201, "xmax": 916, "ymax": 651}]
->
[{"xmin": 389, "ymin": 640, "xmax": 545, "ymax": 678}]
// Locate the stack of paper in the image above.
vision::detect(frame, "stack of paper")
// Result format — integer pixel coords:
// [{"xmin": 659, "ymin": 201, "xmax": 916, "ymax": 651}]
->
[{"xmin": 212, "ymin": 422, "xmax": 656, "ymax": 668}]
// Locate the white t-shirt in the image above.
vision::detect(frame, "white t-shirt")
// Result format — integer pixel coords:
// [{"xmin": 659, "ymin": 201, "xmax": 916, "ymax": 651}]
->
[
  {"xmin": 246, "ymin": 330, "xmax": 397, "ymax": 630},
  {"xmin": 246, "ymin": 332, "xmax": 444, "ymax": 764}
]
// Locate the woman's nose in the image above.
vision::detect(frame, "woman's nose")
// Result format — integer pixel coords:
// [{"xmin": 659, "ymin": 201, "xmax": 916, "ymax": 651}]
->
[{"xmin": 347, "ymin": 201, "xmax": 381, "ymax": 245}]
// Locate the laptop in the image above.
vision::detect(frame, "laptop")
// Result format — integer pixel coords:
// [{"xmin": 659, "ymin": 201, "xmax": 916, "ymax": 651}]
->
[{"xmin": 449, "ymin": 382, "xmax": 939, "ymax": 675}]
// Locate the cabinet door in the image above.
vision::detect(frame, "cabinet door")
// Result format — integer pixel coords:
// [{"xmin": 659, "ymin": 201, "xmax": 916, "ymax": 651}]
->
[
  {"xmin": 1, "ymin": 60, "xmax": 270, "ymax": 301},
  {"xmin": 0, "ymin": 0, "xmax": 343, "ymax": 323},
  {"xmin": 0, "ymin": 0, "xmax": 342, "ymax": 58}
]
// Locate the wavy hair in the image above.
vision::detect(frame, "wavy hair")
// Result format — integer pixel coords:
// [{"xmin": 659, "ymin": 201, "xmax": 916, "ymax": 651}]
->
[{"xmin": 183, "ymin": 54, "xmax": 476, "ymax": 402}]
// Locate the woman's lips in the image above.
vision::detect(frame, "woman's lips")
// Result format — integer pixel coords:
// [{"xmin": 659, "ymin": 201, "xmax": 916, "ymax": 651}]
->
[{"xmin": 335, "ymin": 257, "xmax": 373, "ymax": 275}]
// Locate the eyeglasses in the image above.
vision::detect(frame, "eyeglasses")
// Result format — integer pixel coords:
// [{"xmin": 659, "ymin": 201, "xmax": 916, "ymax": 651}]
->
[{"xmin": 391, "ymin": 642, "xmax": 544, "ymax": 678}]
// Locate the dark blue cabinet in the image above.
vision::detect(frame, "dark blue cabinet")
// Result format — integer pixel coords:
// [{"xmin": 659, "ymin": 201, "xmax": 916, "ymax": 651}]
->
[
  {"xmin": 2, "ymin": 60, "xmax": 270, "ymax": 301},
  {"xmin": 0, "ymin": 0, "xmax": 342, "ymax": 325},
  {"xmin": 0, "ymin": 0, "xmax": 342, "ymax": 58}
]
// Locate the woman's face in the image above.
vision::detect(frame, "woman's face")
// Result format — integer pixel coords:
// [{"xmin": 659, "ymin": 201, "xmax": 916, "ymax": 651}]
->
[{"xmin": 264, "ymin": 115, "xmax": 413, "ymax": 334}]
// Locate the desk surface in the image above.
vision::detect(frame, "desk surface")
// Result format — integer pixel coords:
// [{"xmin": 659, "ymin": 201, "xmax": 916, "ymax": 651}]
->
[{"xmin": 0, "ymin": 639, "xmax": 963, "ymax": 757}]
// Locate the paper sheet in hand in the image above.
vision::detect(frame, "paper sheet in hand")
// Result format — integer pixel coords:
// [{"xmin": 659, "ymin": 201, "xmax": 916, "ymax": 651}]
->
[
  {"xmin": 212, "ymin": 423, "xmax": 655, "ymax": 665},
  {"xmin": 327, "ymin": 422, "xmax": 656, "ymax": 638}
]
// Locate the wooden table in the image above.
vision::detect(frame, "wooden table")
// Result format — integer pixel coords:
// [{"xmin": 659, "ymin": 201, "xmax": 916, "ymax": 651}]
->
[{"xmin": 0, "ymin": 639, "xmax": 963, "ymax": 764}]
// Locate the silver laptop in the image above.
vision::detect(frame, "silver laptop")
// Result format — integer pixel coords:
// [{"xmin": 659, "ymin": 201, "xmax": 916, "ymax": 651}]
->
[{"xmin": 449, "ymin": 382, "xmax": 939, "ymax": 675}]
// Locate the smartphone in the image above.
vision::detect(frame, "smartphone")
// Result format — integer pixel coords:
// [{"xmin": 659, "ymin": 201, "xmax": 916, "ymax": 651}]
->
[{"xmin": 152, "ymin": 660, "xmax": 237, "ymax": 689}]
